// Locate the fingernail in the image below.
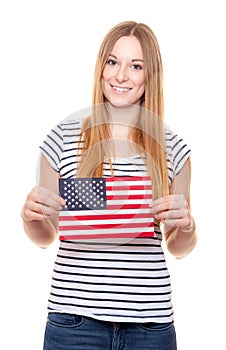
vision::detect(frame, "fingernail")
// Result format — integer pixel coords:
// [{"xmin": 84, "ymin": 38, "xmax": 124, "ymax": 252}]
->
[{"xmin": 60, "ymin": 199, "xmax": 66, "ymax": 206}]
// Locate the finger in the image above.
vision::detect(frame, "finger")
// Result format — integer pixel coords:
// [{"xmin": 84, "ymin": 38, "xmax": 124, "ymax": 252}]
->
[
  {"xmin": 22, "ymin": 187, "xmax": 64, "ymax": 222},
  {"xmin": 39, "ymin": 202, "xmax": 61, "ymax": 216},
  {"xmin": 35, "ymin": 187, "xmax": 65, "ymax": 210},
  {"xmin": 155, "ymin": 208, "xmax": 186, "ymax": 221},
  {"xmin": 162, "ymin": 218, "xmax": 183, "ymax": 228},
  {"xmin": 23, "ymin": 199, "xmax": 60, "ymax": 220},
  {"xmin": 22, "ymin": 207, "xmax": 48, "ymax": 222},
  {"xmin": 163, "ymin": 216, "xmax": 191, "ymax": 229},
  {"xmin": 36, "ymin": 193, "xmax": 63, "ymax": 211},
  {"xmin": 150, "ymin": 195, "xmax": 186, "ymax": 214}
]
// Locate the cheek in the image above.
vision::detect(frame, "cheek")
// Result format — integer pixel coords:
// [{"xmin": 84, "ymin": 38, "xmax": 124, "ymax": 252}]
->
[
  {"xmin": 137, "ymin": 73, "xmax": 145, "ymax": 88},
  {"xmin": 102, "ymin": 67, "xmax": 113, "ymax": 95},
  {"xmin": 137, "ymin": 79, "xmax": 145, "ymax": 96},
  {"xmin": 101, "ymin": 77, "xmax": 108, "ymax": 95},
  {"xmin": 102, "ymin": 66, "xmax": 111, "ymax": 82},
  {"xmin": 101, "ymin": 78, "xmax": 111, "ymax": 101},
  {"xmin": 131, "ymin": 71, "xmax": 145, "ymax": 91}
]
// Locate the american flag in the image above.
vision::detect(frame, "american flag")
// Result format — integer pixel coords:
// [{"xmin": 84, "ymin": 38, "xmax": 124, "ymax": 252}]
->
[{"xmin": 58, "ymin": 176, "xmax": 154, "ymax": 241}]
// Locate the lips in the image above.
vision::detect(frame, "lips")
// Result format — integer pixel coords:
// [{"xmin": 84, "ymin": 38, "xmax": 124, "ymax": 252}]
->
[{"xmin": 112, "ymin": 85, "xmax": 131, "ymax": 93}]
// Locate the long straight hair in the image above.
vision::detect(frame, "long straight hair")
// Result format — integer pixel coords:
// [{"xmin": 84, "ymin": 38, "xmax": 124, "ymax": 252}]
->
[{"xmin": 76, "ymin": 21, "xmax": 169, "ymax": 199}]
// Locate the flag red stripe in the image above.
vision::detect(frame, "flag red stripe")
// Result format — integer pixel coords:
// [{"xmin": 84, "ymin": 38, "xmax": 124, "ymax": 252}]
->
[
  {"xmin": 60, "ymin": 231, "xmax": 154, "ymax": 240},
  {"xmin": 107, "ymin": 194, "xmax": 152, "ymax": 200},
  {"xmin": 106, "ymin": 176, "xmax": 151, "ymax": 182},
  {"xmin": 106, "ymin": 185, "xmax": 152, "ymax": 191},
  {"xmin": 59, "ymin": 212, "xmax": 152, "ymax": 221},
  {"xmin": 107, "ymin": 203, "xmax": 149, "ymax": 210},
  {"xmin": 59, "ymin": 221, "xmax": 154, "ymax": 231}
]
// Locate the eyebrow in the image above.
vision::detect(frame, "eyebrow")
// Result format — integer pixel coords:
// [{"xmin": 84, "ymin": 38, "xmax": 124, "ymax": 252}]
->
[{"xmin": 109, "ymin": 54, "xmax": 143, "ymax": 62}]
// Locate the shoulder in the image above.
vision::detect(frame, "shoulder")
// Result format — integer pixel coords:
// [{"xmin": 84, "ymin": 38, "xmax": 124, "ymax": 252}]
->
[
  {"xmin": 59, "ymin": 118, "xmax": 82, "ymax": 140},
  {"xmin": 58, "ymin": 107, "xmax": 92, "ymax": 137},
  {"xmin": 165, "ymin": 125, "xmax": 192, "ymax": 177},
  {"xmin": 39, "ymin": 110, "xmax": 89, "ymax": 172}
]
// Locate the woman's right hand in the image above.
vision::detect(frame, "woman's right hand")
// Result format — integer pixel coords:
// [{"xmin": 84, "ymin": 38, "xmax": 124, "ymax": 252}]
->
[{"xmin": 21, "ymin": 186, "xmax": 66, "ymax": 222}]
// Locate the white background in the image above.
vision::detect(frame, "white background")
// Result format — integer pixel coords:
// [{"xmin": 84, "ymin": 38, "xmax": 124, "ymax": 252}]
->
[{"xmin": 0, "ymin": 0, "xmax": 225, "ymax": 349}]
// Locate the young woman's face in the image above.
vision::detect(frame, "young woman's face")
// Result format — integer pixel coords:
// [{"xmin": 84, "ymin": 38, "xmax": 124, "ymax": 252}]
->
[{"xmin": 102, "ymin": 35, "xmax": 145, "ymax": 107}]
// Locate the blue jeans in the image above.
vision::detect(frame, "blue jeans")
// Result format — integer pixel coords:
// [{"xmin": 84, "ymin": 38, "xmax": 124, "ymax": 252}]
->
[{"xmin": 43, "ymin": 313, "xmax": 177, "ymax": 350}]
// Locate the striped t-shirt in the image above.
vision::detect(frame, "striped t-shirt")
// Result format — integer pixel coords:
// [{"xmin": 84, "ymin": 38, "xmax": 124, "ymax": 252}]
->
[{"xmin": 40, "ymin": 115, "xmax": 191, "ymax": 323}]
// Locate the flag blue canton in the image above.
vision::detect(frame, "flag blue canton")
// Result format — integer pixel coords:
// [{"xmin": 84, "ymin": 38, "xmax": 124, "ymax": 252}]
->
[{"xmin": 59, "ymin": 178, "xmax": 107, "ymax": 211}]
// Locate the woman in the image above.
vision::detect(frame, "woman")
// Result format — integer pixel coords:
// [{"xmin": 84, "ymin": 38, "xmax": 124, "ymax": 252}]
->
[{"xmin": 21, "ymin": 21, "xmax": 197, "ymax": 350}]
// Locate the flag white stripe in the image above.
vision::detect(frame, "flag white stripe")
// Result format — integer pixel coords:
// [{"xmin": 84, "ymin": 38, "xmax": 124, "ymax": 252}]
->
[
  {"xmin": 107, "ymin": 199, "xmax": 151, "ymax": 205},
  {"xmin": 60, "ymin": 226, "xmax": 154, "ymax": 235},
  {"xmin": 60, "ymin": 208, "xmax": 151, "ymax": 216}
]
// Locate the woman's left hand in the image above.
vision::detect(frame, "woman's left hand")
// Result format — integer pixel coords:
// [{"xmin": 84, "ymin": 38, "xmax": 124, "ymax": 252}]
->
[{"xmin": 149, "ymin": 194, "xmax": 191, "ymax": 230}]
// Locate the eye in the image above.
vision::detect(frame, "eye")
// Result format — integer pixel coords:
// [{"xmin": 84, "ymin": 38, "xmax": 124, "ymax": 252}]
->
[
  {"xmin": 132, "ymin": 64, "xmax": 143, "ymax": 70},
  {"xmin": 106, "ymin": 59, "xmax": 117, "ymax": 66}
]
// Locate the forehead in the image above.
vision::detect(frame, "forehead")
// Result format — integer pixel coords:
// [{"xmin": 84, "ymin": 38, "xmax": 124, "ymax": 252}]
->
[{"xmin": 110, "ymin": 35, "xmax": 143, "ymax": 59}]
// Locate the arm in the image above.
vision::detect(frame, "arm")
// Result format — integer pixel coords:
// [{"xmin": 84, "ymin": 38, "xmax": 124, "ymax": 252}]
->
[
  {"xmin": 21, "ymin": 154, "xmax": 65, "ymax": 248},
  {"xmin": 150, "ymin": 158, "xmax": 197, "ymax": 258}
]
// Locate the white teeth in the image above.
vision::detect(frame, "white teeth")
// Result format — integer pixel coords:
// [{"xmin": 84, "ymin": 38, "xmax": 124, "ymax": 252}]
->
[{"xmin": 113, "ymin": 86, "xmax": 130, "ymax": 92}]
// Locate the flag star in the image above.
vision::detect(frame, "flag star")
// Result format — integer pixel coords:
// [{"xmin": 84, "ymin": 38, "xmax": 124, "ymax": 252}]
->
[{"xmin": 60, "ymin": 177, "xmax": 107, "ymax": 211}]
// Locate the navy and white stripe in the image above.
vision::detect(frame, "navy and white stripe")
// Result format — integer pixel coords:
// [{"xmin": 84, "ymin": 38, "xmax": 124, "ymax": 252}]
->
[{"xmin": 40, "ymin": 117, "xmax": 191, "ymax": 323}]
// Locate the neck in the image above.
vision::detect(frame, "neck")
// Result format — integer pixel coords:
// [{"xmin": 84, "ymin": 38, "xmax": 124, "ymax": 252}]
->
[{"xmin": 105, "ymin": 102, "xmax": 140, "ymax": 128}]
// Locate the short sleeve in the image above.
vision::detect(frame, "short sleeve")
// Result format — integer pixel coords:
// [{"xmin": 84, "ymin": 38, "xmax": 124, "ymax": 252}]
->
[
  {"xmin": 165, "ymin": 127, "xmax": 192, "ymax": 181},
  {"xmin": 39, "ymin": 124, "xmax": 64, "ymax": 172}
]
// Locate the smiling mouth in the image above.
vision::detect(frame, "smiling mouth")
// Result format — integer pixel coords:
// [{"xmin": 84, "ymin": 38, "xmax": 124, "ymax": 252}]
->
[{"xmin": 112, "ymin": 85, "xmax": 131, "ymax": 93}]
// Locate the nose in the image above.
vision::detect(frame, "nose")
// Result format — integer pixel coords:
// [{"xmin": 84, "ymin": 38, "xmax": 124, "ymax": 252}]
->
[{"xmin": 115, "ymin": 65, "xmax": 128, "ymax": 82}]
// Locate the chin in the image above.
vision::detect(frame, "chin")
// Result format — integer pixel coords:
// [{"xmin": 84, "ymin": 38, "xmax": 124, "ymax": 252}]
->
[{"xmin": 108, "ymin": 101, "xmax": 132, "ymax": 108}]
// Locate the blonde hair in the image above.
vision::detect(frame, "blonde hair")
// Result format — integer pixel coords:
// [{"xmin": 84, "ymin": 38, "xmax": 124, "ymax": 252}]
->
[{"xmin": 76, "ymin": 21, "xmax": 169, "ymax": 199}]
